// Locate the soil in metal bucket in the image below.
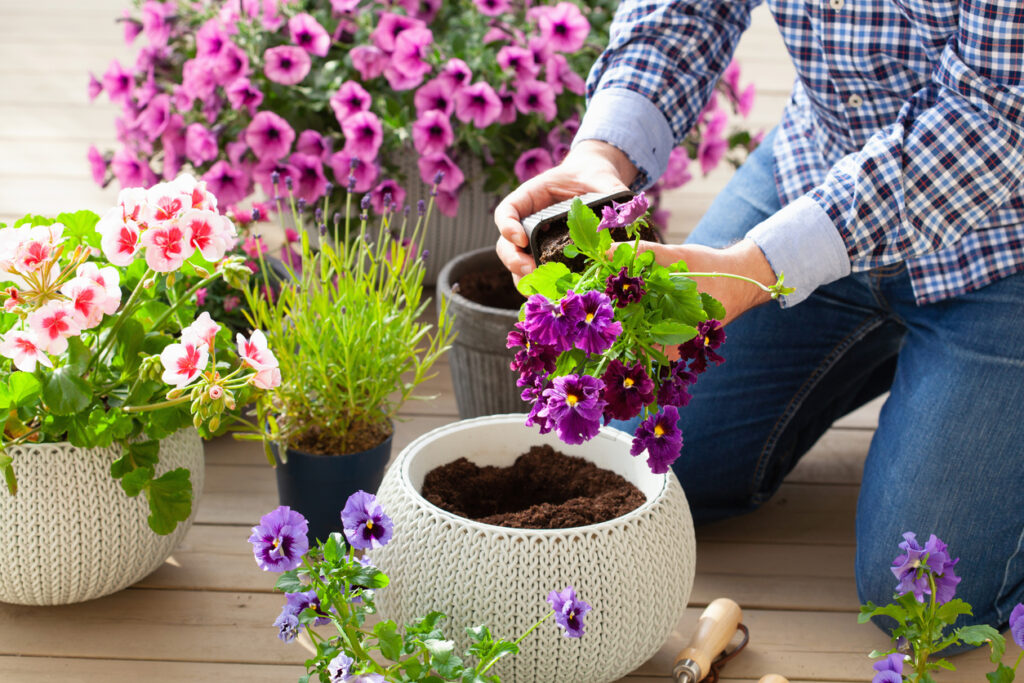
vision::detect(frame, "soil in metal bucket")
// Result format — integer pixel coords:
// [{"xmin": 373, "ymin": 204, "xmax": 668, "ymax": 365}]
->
[{"xmin": 453, "ymin": 265, "xmax": 526, "ymax": 310}]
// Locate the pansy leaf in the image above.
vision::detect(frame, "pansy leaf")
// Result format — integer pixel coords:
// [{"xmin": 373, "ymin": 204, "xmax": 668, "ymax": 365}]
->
[
  {"xmin": 562, "ymin": 243, "xmax": 579, "ymax": 259},
  {"xmin": 957, "ymin": 624, "xmax": 1005, "ymax": 664},
  {"xmin": 322, "ymin": 533, "xmax": 343, "ymax": 564},
  {"xmin": 374, "ymin": 620, "xmax": 404, "ymax": 661},
  {"xmin": 423, "ymin": 638, "xmax": 463, "ymax": 678},
  {"xmin": 350, "ymin": 565, "xmax": 389, "ymax": 589},
  {"xmin": 650, "ymin": 321, "xmax": 698, "ymax": 346},
  {"xmin": 517, "ymin": 261, "xmax": 573, "ymax": 300},
  {"xmin": 700, "ymin": 292, "xmax": 726, "ymax": 321},
  {"xmin": 273, "ymin": 571, "xmax": 303, "ymax": 593},
  {"xmin": 42, "ymin": 367, "xmax": 92, "ymax": 416},
  {"xmin": 406, "ymin": 611, "xmax": 446, "ymax": 637},
  {"xmin": 567, "ymin": 198, "xmax": 599, "ymax": 255},
  {"xmin": 146, "ymin": 467, "xmax": 193, "ymax": 535},
  {"xmin": 987, "ymin": 664, "xmax": 1015, "ymax": 683}
]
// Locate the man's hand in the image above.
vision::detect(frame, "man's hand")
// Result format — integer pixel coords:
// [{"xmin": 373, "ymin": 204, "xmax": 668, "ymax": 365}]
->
[
  {"xmin": 633, "ymin": 238, "xmax": 777, "ymax": 324},
  {"xmin": 495, "ymin": 140, "xmax": 638, "ymax": 281}
]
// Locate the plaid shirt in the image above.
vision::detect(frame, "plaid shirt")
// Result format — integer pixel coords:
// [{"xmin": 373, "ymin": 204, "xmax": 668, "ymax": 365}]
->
[{"xmin": 578, "ymin": 0, "xmax": 1024, "ymax": 305}]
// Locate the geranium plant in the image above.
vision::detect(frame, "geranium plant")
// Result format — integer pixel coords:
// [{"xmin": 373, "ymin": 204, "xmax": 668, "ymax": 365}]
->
[
  {"xmin": 239, "ymin": 173, "xmax": 453, "ymax": 457},
  {"xmin": 87, "ymin": 0, "xmax": 758, "ymax": 224},
  {"xmin": 250, "ymin": 490, "xmax": 590, "ymax": 682},
  {"xmin": 0, "ymin": 173, "xmax": 279, "ymax": 534},
  {"xmin": 860, "ymin": 532, "xmax": 1023, "ymax": 682},
  {"xmin": 509, "ymin": 193, "xmax": 791, "ymax": 473}
]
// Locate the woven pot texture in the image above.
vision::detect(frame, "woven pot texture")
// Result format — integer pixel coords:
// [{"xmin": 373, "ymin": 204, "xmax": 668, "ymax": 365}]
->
[
  {"xmin": 372, "ymin": 414, "xmax": 695, "ymax": 683},
  {"xmin": 0, "ymin": 428, "xmax": 205, "ymax": 606}
]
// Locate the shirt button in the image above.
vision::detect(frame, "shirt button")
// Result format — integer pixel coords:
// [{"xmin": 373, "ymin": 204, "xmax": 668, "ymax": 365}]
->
[
  {"xmin": 829, "ymin": 0, "xmax": 844, "ymax": 9},
  {"xmin": 847, "ymin": 93, "xmax": 863, "ymax": 108}
]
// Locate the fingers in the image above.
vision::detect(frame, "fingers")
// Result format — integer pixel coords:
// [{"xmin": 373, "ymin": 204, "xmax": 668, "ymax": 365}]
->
[
  {"xmin": 493, "ymin": 175, "xmax": 558, "ymax": 248},
  {"xmin": 496, "ymin": 235, "xmax": 535, "ymax": 280}
]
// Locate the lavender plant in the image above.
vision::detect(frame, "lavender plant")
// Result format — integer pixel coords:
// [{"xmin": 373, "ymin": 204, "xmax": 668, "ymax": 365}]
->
[
  {"xmin": 509, "ymin": 193, "xmax": 792, "ymax": 473},
  {"xmin": 250, "ymin": 491, "xmax": 590, "ymax": 682},
  {"xmin": 860, "ymin": 532, "xmax": 1024, "ymax": 682}
]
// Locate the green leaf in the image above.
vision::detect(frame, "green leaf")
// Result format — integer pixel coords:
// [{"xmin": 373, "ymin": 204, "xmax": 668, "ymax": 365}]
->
[
  {"xmin": 14, "ymin": 214, "xmax": 54, "ymax": 228},
  {"xmin": 322, "ymin": 533, "xmax": 343, "ymax": 564},
  {"xmin": 111, "ymin": 439, "xmax": 160, "ymax": 479},
  {"xmin": 986, "ymin": 664, "xmax": 1015, "ymax": 683},
  {"xmin": 423, "ymin": 639, "xmax": 463, "ymax": 678},
  {"xmin": 120, "ymin": 465, "xmax": 154, "ymax": 497},
  {"xmin": 350, "ymin": 565, "xmax": 389, "ymax": 589},
  {"xmin": 562, "ymin": 244, "xmax": 579, "ymax": 259},
  {"xmin": 0, "ymin": 452, "xmax": 16, "ymax": 495},
  {"xmin": 567, "ymin": 198, "xmax": 600, "ymax": 256},
  {"xmin": 134, "ymin": 300, "xmax": 172, "ymax": 329},
  {"xmin": 517, "ymin": 262, "xmax": 573, "ymax": 300},
  {"xmin": 65, "ymin": 336, "xmax": 91, "ymax": 375},
  {"xmin": 553, "ymin": 348, "xmax": 586, "ymax": 377},
  {"xmin": 935, "ymin": 599, "xmax": 973, "ymax": 624},
  {"xmin": 700, "ymin": 292, "xmax": 726, "ymax": 322},
  {"xmin": 273, "ymin": 571, "xmax": 303, "ymax": 593},
  {"xmin": 4, "ymin": 372, "xmax": 41, "ymax": 409},
  {"xmin": 649, "ymin": 321, "xmax": 698, "ymax": 346},
  {"xmin": 146, "ymin": 467, "xmax": 193, "ymax": 535},
  {"xmin": 957, "ymin": 625, "xmax": 1005, "ymax": 664},
  {"xmin": 116, "ymin": 319, "xmax": 146, "ymax": 372},
  {"xmin": 55, "ymin": 210, "xmax": 101, "ymax": 248},
  {"xmin": 375, "ymin": 620, "xmax": 404, "ymax": 661},
  {"xmin": 406, "ymin": 611, "xmax": 446, "ymax": 637},
  {"xmin": 859, "ymin": 602, "xmax": 910, "ymax": 625},
  {"xmin": 42, "ymin": 367, "xmax": 92, "ymax": 416}
]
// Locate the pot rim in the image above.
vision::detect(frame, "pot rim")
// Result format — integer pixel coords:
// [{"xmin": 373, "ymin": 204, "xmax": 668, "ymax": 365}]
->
[
  {"xmin": 394, "ymin": 413, "xmax": 672, "ymax": 537},
  {"xmin": 437, "ymin": 246, "xmax": 521, "ymax": 317}
]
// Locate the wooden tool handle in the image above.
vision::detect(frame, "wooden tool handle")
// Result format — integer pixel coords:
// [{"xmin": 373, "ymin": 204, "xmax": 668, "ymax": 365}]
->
[
  {"xmin": 673, "ymin": 598, "xmax": 743, "ymax": 680},
  {"xmin": 758, "ymin": 676, "xmax": 790, "ymax": 683}
]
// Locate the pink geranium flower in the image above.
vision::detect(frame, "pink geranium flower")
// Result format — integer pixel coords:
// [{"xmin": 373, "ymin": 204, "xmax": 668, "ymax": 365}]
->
[
  {"xmin": 454, "ymin": 82, "xmax": 502, "ymax": 129},
  {"xmin": 27, "ymin": 301, "xmax": 82, "ymax": 355},
  {"xmin": 181, "ymin": 208, "xmax": 234, "ymax": 262},
  {"xmin": 341, "ymin": 111, "xmax": 383, "ymax": 163},
  {"xmin": 414, "ymin": 78, "xmax": 455, "ymax": 117},
  {"xmin": 184, "ymin": 312, "xmax": 221, "ymax": 348},
  {"xmin": 237, "ymin": 329, "xmax": 281, "ymax": 390},
  {"xmin": 330, "ymin": 80, "xmax": 371, "ymax": 125},
  {"xmin": 76, "ymin": 262, "xmax": 122, "ymax": 315},
  {"xmin": 160, "ymin": 330, "xmax": 210, "ymax": 388},
  {"xmin": 289, "ymin": 13, "xmax": 331, "ymax": 56},
  {"xmin": 514, "ymin": 147, "xmax": 554, "ymax": 183},
  {"xmin": 185, "ymin": 123, "xmax": 219, "ymax": 164},
  {"xmin": 328, "ymin": 151, "xmax": 378, "ymax": 192},
  {"xmin": 98, "ymin": 209, "xmax": 142, "ymax": 266},
  {"xmin": 140, "ymin": 223, "xmax": 194, "ymax": 272},
  {"xmin": 412, "ymin": 110, "xmax": 454, "ymax": 156},
  {"xmin": 534, "ymin": 2, "xmax": 590, "ymax": 53},
  {"xmin": 417, "ymin": 154, "xmax": 464, "ymax": 193},
  {"xmin": 289, "ymin": 153, "xmax": 329, "ymax": 203},
  {"xmin": 0, "ymin": 330, "xmax": 52, "ymax": 373},
  {"xmin": 202, "ymin": 161, "xmax": 250, "ymax": 208},
  {"xmin": 61, "ymin": 277, "xmax": 108, "ymax": 329},
  {"xmin": 514, "ymin": 80, "xmax": 557, "ymax": 121},
  {"xmin": 263, "ymin": 46, "xmax": 311, "ymax": 85},
  {"xmin": 225, "ymin": 78, "xmax": 264, "ymax": 116},
  {"xmin": 245, "ymin": 111, "xmax": 295, "ymax": 161},
  {"xmin": 349, "ymin": 45, "xmax": 388, "ymax": 81},
  {"xmin": 385, "ymin": 27, "xmax": 433, "ymax": 90}
]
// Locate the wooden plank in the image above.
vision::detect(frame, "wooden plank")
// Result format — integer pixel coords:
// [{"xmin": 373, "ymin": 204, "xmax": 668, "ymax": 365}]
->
[
  {"xmin": 0, "ymin": 656, "xmax": 299, "ymax": 683},
  {"xmin": 786, "ymin": 428, "xmax": 870, "ymax": 486}
]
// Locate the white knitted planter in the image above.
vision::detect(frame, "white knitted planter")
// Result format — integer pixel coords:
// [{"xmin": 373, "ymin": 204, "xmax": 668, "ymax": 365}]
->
[
  {"xmin": 372, "ymin": 414, "xmax": 695, "ymax": 683},
  {"xmin": 0, "ymin": 428, "xmax": 204, "ymax": 605}
]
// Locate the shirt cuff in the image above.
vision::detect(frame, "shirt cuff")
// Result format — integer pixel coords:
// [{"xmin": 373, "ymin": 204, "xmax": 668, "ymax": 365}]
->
[
  {"xmin": 745, "ymin": 195, "xmax": 852, "ymax": 307},
  {"xmin": 572, "ymin": 87, "xmax": 675, "ymax": 190}
]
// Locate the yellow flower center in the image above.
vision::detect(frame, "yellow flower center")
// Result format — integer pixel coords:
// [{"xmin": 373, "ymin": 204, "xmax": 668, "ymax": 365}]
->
[
  {"xmin": 366, "ymin": 520, "xmax": 374, "ymax": 531},
  {"xmin": 623, "ymin": 377, "xmax": 634, "ymax": 388},
  {"xmin": 654, "ymin": 424, "xmax": 665, "ymax": 437},
  {"xmin": 622, "ymin": 284, "xmax": 631, "ymax": 291},
  {"xmin": 704, "ymin": 336, "xmax": 712, "ymax": 346},
  {"xmin": 566, "ymin": 393, "xmax": 579, "ymax": 407},
  {"xmin": 585, "ymin": 313, "xmax": 594, "ymax": 323}
]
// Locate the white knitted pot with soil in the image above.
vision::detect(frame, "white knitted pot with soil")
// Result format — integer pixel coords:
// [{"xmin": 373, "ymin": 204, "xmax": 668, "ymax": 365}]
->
[
  {"xmin": 0, "ymin": 428, "xmax": 204, "ymax": 605},
  {"xmin": 372, "ymin": 414, "xmax": 695, "ymax": 683}
]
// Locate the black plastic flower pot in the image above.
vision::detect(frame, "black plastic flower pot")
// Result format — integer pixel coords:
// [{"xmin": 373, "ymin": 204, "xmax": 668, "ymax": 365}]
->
[
  {"xmin": 437, "ymin": 247, "xmax": 525, "ymax": 419},
  {"xmin": 272, "ymin": 431, "xmax": 393, "ymax": 544}
]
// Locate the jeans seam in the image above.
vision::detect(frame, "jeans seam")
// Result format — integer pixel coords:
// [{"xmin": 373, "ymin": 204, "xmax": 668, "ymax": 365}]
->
[
  {"xmin": 749, "ymin": 314, "xmax": 887, "ymax": 501},
  {"xmin": 996, "ymin": 524, "xmax": 1024, "ymax": 623}
]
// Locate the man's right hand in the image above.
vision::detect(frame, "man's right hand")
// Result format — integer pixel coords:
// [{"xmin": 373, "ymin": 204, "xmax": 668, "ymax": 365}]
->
[{"xmin": 494, "ymin": 139, "xmax": 639, "ymax": 282}]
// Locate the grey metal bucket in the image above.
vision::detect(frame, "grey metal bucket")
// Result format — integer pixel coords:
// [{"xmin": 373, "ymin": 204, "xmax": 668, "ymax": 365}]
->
[{"xmin": 437, "ymin": 247, "xmax": 525, "ymax": 419}]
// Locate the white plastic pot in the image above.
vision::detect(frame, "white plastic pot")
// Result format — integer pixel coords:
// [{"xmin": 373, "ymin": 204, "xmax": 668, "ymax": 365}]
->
[
  {"xmin": 372, "ymin": 414, "xmax": 695, "ymax": 683},
  {"xmin": 0, "ymin": 428, "xmax": 204, "ymax": 605}
]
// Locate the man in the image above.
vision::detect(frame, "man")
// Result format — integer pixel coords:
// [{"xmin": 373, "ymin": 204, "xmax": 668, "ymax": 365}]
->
[{"xmin": 495, "ymin": 0, "xmax": 1024, "ymax": 642}]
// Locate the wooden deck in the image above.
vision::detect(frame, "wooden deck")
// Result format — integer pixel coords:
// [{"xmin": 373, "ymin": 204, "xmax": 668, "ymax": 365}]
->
[{"xmin": 0, "ymin": 2, "xmax": 1018, "ymax": 681}]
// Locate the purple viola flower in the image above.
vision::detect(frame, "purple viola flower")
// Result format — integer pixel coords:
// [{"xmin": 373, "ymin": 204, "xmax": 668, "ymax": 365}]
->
[
  {"xmin": 369, "ymin": 179, "xmax": 406, "ymax": 214},
  {"xmin": 541, "ymin": 374, "xmax": 606, "ymax": 445},
  {"xmin": 546, "ymin": 586, "xmax": 591, "ymax": 638},
  {"xmin": 296, "ymin": 129, "xmax": 331, "ymax": 159},
  {"xmin": 371, "ymin": 12, "xmax": 426, "ymax": 52},
  {"xmin": 438, "ymin": 58, "xmax": 472, "ymax": 91},
  {"xmin": 225, "ymin": 78, "xmax": 264, "ymax": 116},
  {"xmin": 475, "ymin": 0, "xmax": 512, "ymax": 15},
  {"xmin": 412, "ymin": 110, "xmax": 454, "ymax": 156},
  {"xmin": 891, "ymin": 532, "xmax": 961, "ymax": 604},
  {"xmin": 534, "ymin": 2, "xmax": 590, "ymax": 53},
  {"xmin": 330, "ymin": 80, "xmax": 371, "ymax": 126},
  {"xmin": 349, "ymin": 45, "xmax": 388, "ymax": 81},
  {"xmin": 282, "ymin": 589, "xmax": 331, "ymax": 627},
  {"xmin": 341, "ymin": 490, "xmax": 394, "ymax": 550},
  {"xmin": 185, "ymin": 123, "xmax": 218, "ymax": 165},
  {"xmin": 249, "ymin": 506, "xmax": 310, "ymax": 573},
  {"xmin": 327, "ymin": 653, "xmax": 354, "ymax": 682},
  {"xmin": 264, "ymin": 45, "xmax": 311, "ymax": 85},
  {"xmin": 523, "ymin": 292, "xmax": 584, "ymax": 352},
  {"xmin": 454, "ymin": 81, "xmax": 502, "ymax": 129},
  {"xmin": 87, "ymin": 146, "xmax": 108, "ymax": 186},
  {"xmin": 871, "ymin": 653, "xmax": 904, "ymax": 683},
  {"xmin": 341, "ymin": 110, "xmax": 383, "ymax": 163},
  {"xmin": 289, "ymin": 13, "xmax": 331, "ymax": 56},
  {"xmin": 507, "ymin": 322, "xmax": 559, "ymax": 387},
  {"xmin": 414, "ymin": 78, "xmax": 455, "ymax": 117},
  {"xmin": 605, "ymin": 267, "xmax": 646, "ymax": 307},
  {"xmin": 598, "ymin": 193, "xmax": 650, "ymax": 232},
  {"xmin": 111, "ymin": 148, "xmax": 157, "ymax": 189},
  {"xmin": 213, "ymin": 43, "xmax": 250, "ymax": 86},
  {"xmin": 102, "ymin": 59, "xmax": 133, "ymax": 104},
  {"xmin": 513, "ymin": 80, "xmax": 557, "ymax": 122},
  {"xmin": 273, "ymin": 611, "xmax": 300, "ymax": 642},
  {"xmin": 289, "ymin": 153, "xmax": 329, "ymax": 203},
  {"xmin": 514, "ymin": 148, "xmax": 554, "ymax": 184},
  {"xmin": 656, "ymin": 360, "xmax": 696, "ymax": 409},
  {"xmin": 417, "ymin": 154, "xmax": 464, "ymax": 193},
  {"xmin": 328, "ymin": 151, "xmax": 378, "ymax": 193},
  {"xmin": 602, "ymin": 360, "xmax": 655, "ymax": 422},
  {"xmin": 348, "ymin": 676, "xmax": 386, "ymax": 683},
  {"xmin": 523, "ymin": 379, "xmax": 554, "ymax": 435},
  {"xmin": 497, "ymin": 46, "xmax": 539, "ymax": 80},
  {"xmin": 630, "ymin": 406, "xmax": 683, "ymax": 474},
  {"xmin": 574, "ymin": 290, "xmax": 622, "ymax": 355},
  {"xmin": 202, "ymin": 160, "xmax": 250, "ymax": 208},
  {"xmin": 1009, "ymin": 603, "xmax": 1024, "ymax": 648},
  {"xmin": 679, "ymin": 319, "xmax": 726, "ymax": 375},
  {"xmin": 246, "ymin": 110, "xmax": 295, "ymax": 161},
  {"xmin": 384, "ymin": 27, "xmax": 433, "ymax": 91}
]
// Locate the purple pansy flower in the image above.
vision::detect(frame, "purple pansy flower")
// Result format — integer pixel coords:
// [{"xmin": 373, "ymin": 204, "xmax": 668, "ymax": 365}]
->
[
  {"xmin": 349, "ymin": 44, "xmax": 388, "ymax": 81},
  {"xmin": 412, "ymin": 110, "xmax": 454, "ymax": 156},
  {"xmin": 574, "ymin": 290, "xmax": 621, "ymax": 355},
  {"xmin": 225, "ymin": 78, "xmax": 264, "ymax": 116},
  {"xmin": 656, "ymin": 360, "xmax": 696, "ymax": 409},
  {"xmin": 341, "ymin": 490, "xmax": 394, "ymax": 550},
  {"xmin": 513, "ymin": 80, "xmax": 557, "ymax": 122},
  {"xmin": 202, "ymin": 161, "xmax": 250, "ymax": 208},
  {"xmin": 248, "ymin": 506, "xmax": 310, "ymax": 573},
  {"xmin": 414, "ymin": 78, "xmax": 455, "ymax": 116},
  {"xmin": 630, "ymin": 406, "xmax": 683, "ymax": 474},
  {"xmin": 605, "ymin": 267, "xmax": 646, "ymax": 307},
  {"xmin": 546, "ymin": 586, "xmax": 591, "ymax": 638},
  {"xmin": 341, "ymin": 110, "xmax": 383, "ymax": 163},
  {"xmin": 871, "ymin": 653, "xmax": 904, "ymax": 683},
  {"xmin": 598, "ymin": 193, "xmax": 650, "ymax": 232},
  {"xmin": 513, "ymin": 148, "xmax": 554, "ymax": 184},
  {"xmin": 327, "ymin": 653, "xmax": 354, "ymax": 682},
  {"xmin": 891, "ymin": 532, "xmax": 961, "ymax": 604},
  {"xmin": 289, "ymin": 13, "xmax": 331, "ymax": 56},
  {"xmin": 330, "ymin": 80, "xmax": 371, "ymax": 125},
  {"xmin": 507, "ymin": 322, "xmax": 559, "ymax": 382},
  {"xmin": 679, "ymin": 319, "xmax": 726, "ymax": 375},
  {"xmin": 263, "ymin": 45, "xmax": 311, "ymax": 85},
  {"xmin": 1009, "ymin": 603, "xmax": 1024, "ymax": 648},
  {"xmin": 522, "ymin": 292, "xmax": 583, "ymax": 352},
  {"xmin": 541, "ymin": 374, "xmax": 606, "ymax": 445},
  {"xmin": 289, "ymin": 153, "xmax": 329, "ymax": 202},
  {"xmin": 602, "ymin": 360, "xmax": 655, "ymax": 422},
  {"xmin": 273, "ymin": 611, "xmax": 300, "ymax": 642},
  {"xmin": 282, "ymin": 589, "xmax": 331, "ymax": 627},
  {"xmin": 245, "ymin": 110, "xmax": 295, "ymax": 161},
  {"xmin": 417, "ymin": 154, "xmax": 464, "ymax": 193},
  {"xmin": 454, "ymin": 81, "xmax": 502, "ymax": 129}
]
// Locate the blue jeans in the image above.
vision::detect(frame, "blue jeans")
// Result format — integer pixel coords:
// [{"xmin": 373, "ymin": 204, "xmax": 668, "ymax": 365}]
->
[{"xmin": 626, "ymin": 129, "xmax": 1024, "ymax": 641}]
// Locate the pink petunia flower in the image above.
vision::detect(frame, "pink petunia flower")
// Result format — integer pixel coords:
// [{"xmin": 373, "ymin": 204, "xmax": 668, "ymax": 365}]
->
[
  {"xmin": 134, "ymin": 93, "xmax": 172, "ymax": 141},
  {"xmin": 195, "ymin": 287, "xmax": 207, "ymax": 306},
  {"xmin": 289, "ymin": 13, "xmax": 331, "ymax": 56},
  {"xmin": 87, "ymin": 146, "xmax": 108, "ymax": 186},
  {"xmin": 60, "ymin": 277, "xmax": 108, "ymax": 329},
  {"xmin": 111, "ymin": 148, "xmax": 157, "ymax": 188},
  {"xmin": 435, "ymin": 189, "xmax": 459, "ymax": 217},
  {"xmin": 263, "ymin": 46, "xmax": 311, "ymax": 85},
  {"xmin": 722, "ymin": 61, "xmax": 741, "ymax": 94},
  {"xmin": 27, "ymin": 301, "xmax": 82, "ymax": 355},
  {"xmin": 349, "ymin": 45, "xmax": 388, "ymax": 81},
  {"xmin": 296, "ymin": 129, "xmax": 332, "ymax": 159},
  {"xmin": 160, "ymin": 114, "xmax": 186, "ymax": 181},
  {"xmin": 181, "ymin": 208, "xmax": 234, "ymax": 262},
  {"xmin": 438, "ymin": 58, "xmax": 472, "ymax": 91},
  {"xmin": 76, "ymin": 262, "xmax": 122, "ymax": 315},
  {"xmin": 546, "ymin": 53, "xmax": 585, "ymax": 95},
  {"xmin": 697, "ymin": 132, "xmax": 728, "ymax": 175},
  {"xmin": 253, "ymin": 159, "xmax": 299, "ymax": 198},
  {"xmin": 213, "ymin": 43, "xmax": 250, "ymax": 86},
  {"xmin": 141, "ymin": 0, "xmax": 174, "ymax": 47},
  {"xmin": 412, "ymin": 110, "xmax": 454, "ymax": 156},
  {"xmin": 370, "ymin": 12, "xmax": 426, "ymax": 53},
  {"xmin": 329, "ymin": 80, "xmax": 371, "ymax": 125},
  {"xmin": 341, "ymin": 110, "xmax": 383, "ymax": 163},
  {"xmin": 497, "ymin": 46, "xmax": 539, "ymax": 80},
  {"xmin": 224, "ymin": 294, "xmax": 241, "ymax": 311},
  {"xmin": 474, "ymin": 0, "xmax": 511, "ymax": 16},
  {"xmin": 384, "ymin": 27, "xmax": 433, "ymax": 91},
  {"xmin": 496, "ymin": 87, "xmax": 517, "ymax": 124},
  {"xmin": 184, "ymin": 311, "xmax": 221, "ymax": 348},
  {"xmin": 202, "ymin": 161, "xmax": 250, "ymax": 208},
  {"xmin": 738, "ymin": 83, "xmax": 756, "ymax": 117},
  {"xmin": 0, "ymin": 330, "xmax": 52, "ymax": 373},
  {"xmin": 225, "ymin": 78, "xmax": 264, "ymax": 116},
  {"xmin": 369, "ymin": 179, "xmax": 407, "ymax": 214},
  {"xmin": 454, "ymin": 81, "xmax": 502, "ymax": 129},
  {"xmin": 661, "ymin": 147, "xmax": 693, "ymax": 189},
  {"xmin": 120, "ymin": 9, "xmax": 143, "ymax": 45},
  {"xmin": 102, "ymin": 60, "xmax": 133, "ymax": 104},
  {"xmin": 514, "ymin": 80, "xmax": 557, "ymax": 121},
  {"xmin": 533, "ymin": 2, "xmax": 590, "ymax": 53},
  {"xmin": 185, "ymin": 123, "xmax": 219, "ymax": 165},
  {"xmin": 196, "ymin": 20, "xmax": 230, "ymax": 57},
  {"xmin": 140, "ymin": 223, "xmax": 195, "ymax": 272},
  {"xmin": 87, "ymin": 73, "xmax": 103, "ymax": 101},
  {"xmin": 182, "ymin": 57, "xmax": 219, "ymax": 102},
  {"xmin": 414, "ymin": 78, "xmax": 455, "ymax": 117},
  {"xmin": 328, "ymin": 151, "xmax": 378, "ymax": 192},
  {"xmin": 514, "ymin": 147, "xmax": 554, "ymax": 183},
  {"xmin": 160, "ymin": 330, "xmax": 210, "ymax": 389},
  {"xmin": 289, "ymin": 153, "xmax": 329, "ymax": 203},
  {"xmin": 331, "ymin": 0, "xmax": 360, "ymax": 11},
  {"xmin": 400, "ymin": 0, "xmax": 441, "ymax": 22},
  {"xmin": 417, "ymin": 154, "xmax": 464, "ymax": 193},
  {"xmin": 245, "ymin": 111, "xmax": 295, "ymax": 161}
]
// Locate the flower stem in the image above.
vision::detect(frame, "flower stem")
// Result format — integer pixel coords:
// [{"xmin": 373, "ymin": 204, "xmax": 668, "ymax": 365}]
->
[
  {"xmin": 89, "ymin": 267, "xmax": 154, "ymax": 372},
  {"xmin": 122, "ymin": 395, "xmax": 190, "ymax": 413},
  {"xmin": 478, "ymin": 612, "xmax": 554, "ymax": 676},
  {"xmin": 671, "ymin": 270, "xmax": 793, "ymax": 300}
]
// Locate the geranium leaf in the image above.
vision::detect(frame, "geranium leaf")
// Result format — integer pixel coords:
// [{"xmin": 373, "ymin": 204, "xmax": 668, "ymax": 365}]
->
[
  {"xmin": 120, "ymin": 465, "xmax": 153, "ymax": 497},
  {"xmin": 7, "ymin": 371, "xmax": 41, "ymax": 408},
  {"xmin": 146, "ymin": 468, "xmax": 193, "ymax": 535},
  {"xmin": 55, "ymin": 210, "xmax": 101, "ymax": 249},
  {"xmin": 0, "ymin": 452, "xmax": 16, "ymax": 495},
  {"xmin": 42, "ymin": 367, "xmax": 92, "ymax": 416},
  {"xmin": 65, "ymin": 336, "xmax": 91, "ymax": 375}
]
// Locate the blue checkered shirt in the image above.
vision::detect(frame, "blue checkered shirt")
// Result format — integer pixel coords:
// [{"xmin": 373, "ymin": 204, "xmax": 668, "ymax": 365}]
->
[{"xmin": 574, "ymin": 0, "xmax": 1024, "ymax": 306}]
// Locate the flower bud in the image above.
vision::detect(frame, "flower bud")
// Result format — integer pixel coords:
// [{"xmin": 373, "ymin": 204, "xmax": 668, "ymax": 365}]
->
[
  {"xmin": 209, "ymin": 384, "xmax": 224, "ymax": 401},
  {"xmin": 165, "ymin": 272, "xmax": 176, "ymax": 288},
  {"xmin": 193, "ymin": 413, "xmax": 203, "ymax": 430},
  {"xmin": 224, "ymin": 390, "xmax": 236, "ymax": 410},
  {"xmin": 166, "ymin": 387, "xmax": 185, "ymax": 400},
  {"xmin": 208, "ymin": 415, "xmax": 220, "ymax": 432},
  {"xmin": 193, "ymin": 265, "xmax": 210, "ymax": 278}
]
